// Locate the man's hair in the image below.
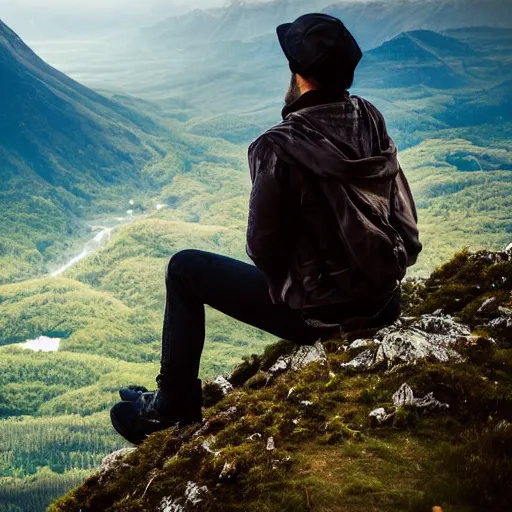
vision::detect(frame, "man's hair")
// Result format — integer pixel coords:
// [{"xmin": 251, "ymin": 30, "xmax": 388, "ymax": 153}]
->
[
  {"xmin": 310, "ymin": 59, "xmax": 355, "ymax": 91},
  {"xmin": 326, "ymin": 69, "xmax": 355, "ymax": 91}
]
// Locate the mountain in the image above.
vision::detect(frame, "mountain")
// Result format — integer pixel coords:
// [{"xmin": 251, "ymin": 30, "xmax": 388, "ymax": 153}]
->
[
  {"xmin": 325, "ymin": 0, "xmax": 512, "ymax": 50},
  {"xmin": 140, "ymin": 9, "xmax": 220, "ymax": 46},
  {"xmin": 174, "ymin": 26, "xmax": 512, "ymax": 133},
  {"xmin": 356, "ymin": 30, "xmax": 472, "ymax": 89},
  {"xmin": 48, "ymin": 247, "xmax": 512, "ymax": 512},
  {"xmin": 0, "ymin": 19, "xmax": 166, "ymax": 284},
  {"xmin": 138, "ymin": 0, "xmax": 512, "ymax": 51}
]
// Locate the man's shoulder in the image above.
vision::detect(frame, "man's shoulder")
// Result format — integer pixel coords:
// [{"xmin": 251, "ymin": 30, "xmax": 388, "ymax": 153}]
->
[
  {"xmin": 352, "ymin": 95, "xmax": 385, "ymax": 118},
  {"xmin": 248, "ymin": 122, "xmax": 287, "ymax": 157}
]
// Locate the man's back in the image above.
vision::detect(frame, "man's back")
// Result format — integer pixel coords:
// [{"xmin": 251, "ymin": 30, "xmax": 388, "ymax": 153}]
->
[{"xmin": 247, "ymin": 90, "xmax": 422, "ymax": 311}]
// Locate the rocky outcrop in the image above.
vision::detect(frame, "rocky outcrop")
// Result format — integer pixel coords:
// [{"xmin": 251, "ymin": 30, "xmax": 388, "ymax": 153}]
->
[
  {"xmin": 49, "ymin": 249, "xmax": 512, "ymax": 512},
  {"xmin": 370, "ymin": 383, "xmax": 449, "ymax": 427},
  {"xmin": 342, "ymin": 314, "xmax": 472, "ymax": 370}
]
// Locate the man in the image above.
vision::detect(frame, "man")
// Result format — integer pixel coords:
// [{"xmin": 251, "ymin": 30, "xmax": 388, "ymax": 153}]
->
[{"xmin": 110, "ymin": 13, "xmax": 422, "ymax": 445}]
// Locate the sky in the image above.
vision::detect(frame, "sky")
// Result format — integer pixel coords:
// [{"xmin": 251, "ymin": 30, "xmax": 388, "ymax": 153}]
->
[
  {"xmin": 0, "ymin": 0, "xmax": 227, "ymax": 39},
  {"xmin": 0, "ymin": 0, "xmax": 371, "ymax": 40},
  {"xmin": 0, "ymin": 0, "xmax": 224, "ymax": 12}
]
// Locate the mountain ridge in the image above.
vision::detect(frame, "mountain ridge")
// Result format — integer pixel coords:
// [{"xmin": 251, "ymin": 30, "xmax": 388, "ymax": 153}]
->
[
  {"xmin": 0, "ymin": 19, "xmax": 167, "ymax": 284},
  {"xmin": 137, "ymin": 0, "xmax": 512, "ymax": 51}
]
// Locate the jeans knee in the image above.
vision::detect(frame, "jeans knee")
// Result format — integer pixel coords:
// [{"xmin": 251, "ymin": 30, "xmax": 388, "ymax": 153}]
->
[{"xmin": 166, "ymin": 250, "xmax": 201, "ymax": 284}]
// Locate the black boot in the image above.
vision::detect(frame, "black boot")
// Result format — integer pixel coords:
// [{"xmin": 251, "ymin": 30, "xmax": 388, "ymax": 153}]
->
[
  {"xmin": 111, "ymin": 378, "xmax": 203, "ymax": 445},
  {"xmin": 119, "ymin": 385, "xmax": 149, "ymax": 402}
]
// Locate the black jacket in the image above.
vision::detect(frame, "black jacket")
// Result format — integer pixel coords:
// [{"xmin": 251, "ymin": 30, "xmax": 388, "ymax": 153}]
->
[{"xmin": 247, "ymin": 89, "xmax": 422, "ymax": 310}]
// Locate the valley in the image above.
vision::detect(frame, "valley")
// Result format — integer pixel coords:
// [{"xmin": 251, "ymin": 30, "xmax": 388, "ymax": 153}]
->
[{"xmin": 0, "ymin": 1, "xmax": 511, "ymax": 510}]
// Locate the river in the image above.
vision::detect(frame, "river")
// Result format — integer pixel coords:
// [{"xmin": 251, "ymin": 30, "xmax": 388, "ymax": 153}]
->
[{"xmin": 50, "ymin": 227, "xmax": 115, "ymax": 277}]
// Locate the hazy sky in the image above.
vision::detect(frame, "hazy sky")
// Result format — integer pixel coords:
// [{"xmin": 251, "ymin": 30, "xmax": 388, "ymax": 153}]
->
[
  {"xmin": 0, "ymin": 0, "xmax": 228, "ymax": 39},
  {"xmin": 0, "ymin": 0, "xmax": 224, "ymax": 12}
]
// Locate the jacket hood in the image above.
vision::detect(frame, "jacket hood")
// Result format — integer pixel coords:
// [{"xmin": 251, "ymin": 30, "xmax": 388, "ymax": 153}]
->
[{"xmin": 265, "ymin": 96, "xmax": 400, "ymax": 182}]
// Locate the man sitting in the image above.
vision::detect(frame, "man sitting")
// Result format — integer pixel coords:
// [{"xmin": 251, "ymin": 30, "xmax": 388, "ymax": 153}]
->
[{"xmin": 110, "ymin": 13, "xmax": 422, "ymax": 445}]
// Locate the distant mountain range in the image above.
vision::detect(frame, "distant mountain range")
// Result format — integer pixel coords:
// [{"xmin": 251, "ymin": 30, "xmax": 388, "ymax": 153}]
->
[
  {"xmin": 153, "ymin": 25, "xmax": 512, "ymax": 139},
  {"xmin": 139, "ymin": 0, "xmax": 512, "ymax": 51},
  {"xmin": 0, "ymin": 19, "xmax": 166, "ymax": 283}
]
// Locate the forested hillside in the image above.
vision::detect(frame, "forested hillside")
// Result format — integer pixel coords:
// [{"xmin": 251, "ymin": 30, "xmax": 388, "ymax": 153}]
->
[{"xmin": 0, "ymin": 19, "xmax": 167, "ymax": 285}]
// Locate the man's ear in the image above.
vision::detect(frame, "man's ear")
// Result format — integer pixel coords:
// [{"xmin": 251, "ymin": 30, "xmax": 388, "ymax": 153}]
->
[{"xmin": 296, "ymin": 74, "xmax": 319, "ymax": 93}]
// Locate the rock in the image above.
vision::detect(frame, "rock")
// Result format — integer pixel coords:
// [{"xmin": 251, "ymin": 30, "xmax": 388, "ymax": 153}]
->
[
  {"xmin": 393, "ymin": 383, "xmax": 449, "ymax": 410},
  {"xmin": 478, "ymin": 297, "xmax": 496, "ymax": 313},
  {"xmin": 268, "ymin": 342, "xmax": 327, "ymax": 378},
  {"xmin": 213, "ymin": 376, "xmax": 234, "ymax": 395},
  {"xmin": 369, "ymin": 408, "xmax": 394, "ymax": 427},
  {"xmin": 201, "ymin": 438, "xmax": 221, "ymax": 457},
  {"xmin": 413, "ymin": 392, "xmax": 450, "ymax": 410},
  {"xmin": 392, "ymin": 383, "xmax": 415, "ymax": 407},
  {"xmin": 202, "ymin": 376, "xmax": 235, "ymax": 407},
  {"xmin": 487, "ymin": 309, "xmax": 512, "ymax": 329},
  {"xmin": 374, "ymin": 329, "xmax": 463, "ymax": 369},
  {"xmin": 496, "ymin": 420, "xmax": 511, "ymax": 432},
  {"xmin": 268, "ymin": 357, "xmax": 289, "ymax": 376},
  {"xmin": 342, "ymin": 314, "xmax": 470, "ymax": 371},
  {"xmin": 410, "ymin": 314, "xmax": 471, "ymax": 338},
  {"xmin": 158, "ymin": 482, "xmax": 210, "ymax": 511},
  {"xmin": 158, "ymin": 496, "xmax": 184, "ymax": 512},
  {"xmin": 291, "ymin": 342, "xmax": 327, "ymax": 370},
  {"xmin": 371, "ymin": 384, "xmax": 449, "ymax": 427},
  {"xmin": 341, "ymin": 349, "xmax": 375, "ymax": 369},
  {"xmin": 219, "ymin": 461, "xmax": 237, "ymax": 481},
  {"xmin": 184, "ymin": 481, "xmax": 209, "ymax": 505},
  {"xmin": 348, "ymin": 339, "xmax": 372, "ymax": 350},
  {"xmin": 99, "ymin": 448, "xmax": 136, "ymax": 484}
]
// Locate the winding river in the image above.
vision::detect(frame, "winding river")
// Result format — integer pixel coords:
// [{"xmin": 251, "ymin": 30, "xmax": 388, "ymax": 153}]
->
[{"xmin": 50, "ymin": 227, "xmax": 114, "ymax": 277}]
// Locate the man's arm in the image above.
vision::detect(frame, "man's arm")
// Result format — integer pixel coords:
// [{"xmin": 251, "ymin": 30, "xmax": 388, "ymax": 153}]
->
[
  {"xmin": 392, "ymin": 166, "xmax": 423, "ymax": 267},
  {"xmin": 366, "ymin": 99, "xmax": 422, "ymax": 267},
  {"xmin": 246, "ymin": 135, "xmax": 291, "ymax": 293}
]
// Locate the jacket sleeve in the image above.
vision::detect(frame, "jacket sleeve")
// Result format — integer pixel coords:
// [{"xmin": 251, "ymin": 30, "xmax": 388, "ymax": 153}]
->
[
  {"xmin": 367, "ymin": 99, "xmax": 423, "ymax": 268},
  {"xmin": 392, "ymin": 166, "xmax": 423, "ymax": 267},
  {"xmin": 246, "ymin": 135, "xmax": 291, "ymax": 289}
]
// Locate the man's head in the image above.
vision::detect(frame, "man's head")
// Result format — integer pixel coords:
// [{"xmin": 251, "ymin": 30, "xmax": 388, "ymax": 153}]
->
[{"xmin": 278, "ymin": 13, "xmax": 362, "ymax": 105}]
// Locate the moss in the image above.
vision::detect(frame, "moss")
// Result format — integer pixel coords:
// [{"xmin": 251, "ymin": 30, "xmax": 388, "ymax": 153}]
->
[
  {"xmin": 418, "ymin": 425, "xmax": 512, "ymax": 512},
  {"xmin": 244, "ymin": 372, "xmax": 268, "ymax": 390},
  {"xmin": 321, "ymin": 416, "xmax": 362, "ymax": 444},
  {"xmin": 202, "ymin": 381, "xmax": 227, "ymax": 408},
  {"xmin": 228, "ymin": 354, "xmax": 262, "ymax": 387},
  {"xmin": 393, "ymin": 406, "xmax": 419, "ymax": 429},
  {"xmin": 413, "ymin": 249, "xmax": 511, "ymax": 321},
  {"xmin": 260, "ymin": 340, "xmax": 296, "ymax": 371}
]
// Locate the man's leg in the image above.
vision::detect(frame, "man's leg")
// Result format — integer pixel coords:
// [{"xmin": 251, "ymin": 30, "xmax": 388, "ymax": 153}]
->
[
  {"xmin": 160, "ymin": 249, "xmax": 327, "ymax": 385},
  {"xmin": 112, "ymin": 250, "xmax": 330, "ymax": 444}
]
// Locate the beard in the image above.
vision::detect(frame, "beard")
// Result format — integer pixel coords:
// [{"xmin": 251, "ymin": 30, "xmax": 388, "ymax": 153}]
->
[{"xmin": 284, "ymin": 73, "xmax": 301, "ymax": 106}]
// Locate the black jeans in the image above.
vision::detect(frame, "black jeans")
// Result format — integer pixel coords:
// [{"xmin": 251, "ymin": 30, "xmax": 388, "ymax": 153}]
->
[{"xmin": 160, "ymin": 250, "xmax": 400, "ymax": 385}]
